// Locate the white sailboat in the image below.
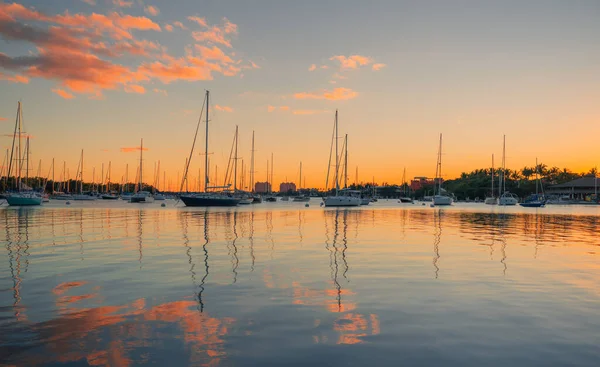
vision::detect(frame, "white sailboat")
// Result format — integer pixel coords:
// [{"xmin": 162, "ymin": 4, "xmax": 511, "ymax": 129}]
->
[
  {"xmin": 131, "ymin": 139, "xmax": 155, "ymax": 203},
  {"xmin": 5, "ymin": 103, "xmax": 43, "ymax": 206},
  {"xmin": 399, "ymin": 167, "xmax": 413, "ymax": 203},
  {"xmin": 432, "ymin": 134, "xmax": 453, "ymax": 206},
  {"xmin": 498, "ymin": 135, "xmax": 518, "ymax": 206},
  {"xmin": 323, "ymin": 110, "xmax": 361, "ymax": 207},
  {"xmin": 484, "ymin": 154, "xmax": 498, "ymax": 205}
]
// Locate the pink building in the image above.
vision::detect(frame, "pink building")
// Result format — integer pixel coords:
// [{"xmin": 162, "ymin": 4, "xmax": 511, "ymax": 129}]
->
[
  {"xmin": 279, "ymin": 182, "xmax": 296, "ymax": 193},
  {"xmin": 255, "ymin": 182, "xmax": 271, "ymax": 193}
]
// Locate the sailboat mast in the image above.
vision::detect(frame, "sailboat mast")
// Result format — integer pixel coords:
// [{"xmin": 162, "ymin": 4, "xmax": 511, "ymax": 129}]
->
[
  {"xmin": 52, "ymin": 157, "xmax": 55, "ymax": 194},
  {"xmin": 204, "ymin": 90, "xmax": 210, "ymax": 193},
  {"xmin": 299, "ymin": 162, "xmax": 302, "ymax": 190},
  {"xmin": 535, "ymin": 157, "xmax": 539, "ymax": 195},
  {"xmin": 344, "ymin": 134, "xmax": 348, "ymax": 189},
  {"xmin": 234, "ymin": 125, "xmax": 238, "ymax": 191},
  {"xmin": 491, "ymin": 154, "xmax": 494, "ymax": 196},
  {"xmin": 139, "ymin": 139, "xmax": 143, "ymax": 191},
  {"xmin": 250, "ymin": 131, "xmax": 255, "ymax": 193},
  {"xmin": 80, "ymin": 149, "xmax": 84, "ymax": 193},
  {"xmin": 271, "ymin": 152, "xmax": 274, "ymax": 194},
  {"xmin": 501, "ymin": 135, "xmax": 506, "ymax": 195},
  {"xmin": 437, "ymin": 134, "xmax": 443, "ymax": 195},
  {"xmin": 266, "ymin": 160, "xmax": 269, "ymax": 193},
  {"xmin": 26, "ymin": 137, "xmax": 30, "ymax": 189},
  {"xmin": 108, "ymin": 161, "xmax": 111, "ymax": 192},
  {"xmin": 17, "ymin": 102, "xmax": 22, "ymax": 191},
  {"xmin": 335, "ymin": 110, "xmax": 339, "ymax": 195}
]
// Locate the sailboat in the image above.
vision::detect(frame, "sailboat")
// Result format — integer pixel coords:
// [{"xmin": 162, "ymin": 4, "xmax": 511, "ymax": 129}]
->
[
  {"xmin": 73, "ymin": 150, "xmax": 96, "ymax": 200},
  {"xmin": 520, "ymin": 158, "xmax": 546, "ymax": 207},
  {"xmin": 101, "ymin": 161, "xmax": 119, "ymax": 199},
  {"xmin": 152, "ymin": 161, "xmax": 166, "ymax": 200},
  {"xmin": 399, "ymin": 167, "xmax": 413, "ymax": 203},
  {"xmin": 130, "ymin": 139, "xmax": 155, "ymax": 203},
  {"xmin": 5, "ymin": 102, "xmax": 43, "ymax": 206},
  {"xmin": 180, "ymin": 91, "xmax": 240, "ymax": 207},
  {"xmin": 432, "ymin": 134, "xmax": 453, "ymax": 206},
  {"xmin": 249, "ymin": 131, "xmax": 262, "ymax": 203},
  {"xmin": 323, "ymin": 110, "xmax": 361, "ymax": 207},
  {"xmin": 484, "ymin": 154, "xmax": 498, "ymax": 205},
  {"xmin": 498, "ymin": 135, "xmax": 518, "ymax": 206},
  {"xmin": 293, "ymin": 162, "xmax": 310, "ymax": 202}
]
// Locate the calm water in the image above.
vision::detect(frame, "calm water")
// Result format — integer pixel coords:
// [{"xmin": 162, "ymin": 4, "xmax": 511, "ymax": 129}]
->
[{"xmin": 1, "ymin": 199, "xmax": 599, "ymax": 366}]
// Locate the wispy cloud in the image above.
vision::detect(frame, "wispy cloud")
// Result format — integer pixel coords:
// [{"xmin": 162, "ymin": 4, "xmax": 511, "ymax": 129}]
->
[
  {"xmin": 292, "ymin": 109, "xmax": 329, "ymax": 115},
  {"xmin": 267, "ymin": 105, "xmax": 276, "ymax": 112},
  {"xmin": 294, "ymin": 87, "xmax": 358, "ymax": 101},
  {"xmin": 52, "ymin": 88, "xmax": 75, "ymax": 99},
  {"xmin": 153, "ymin": 88, "xmax": 167, "ymax": 96},
  {"xmin": 144, "ymin": 5, "xmax": 160, "ymax": 17},
  {"xmin": 112, "ymin": 0, "xmax": 133, "ymax": 7},
  {"xmin": 124, "ymin": 84, "xmax": 145, "ymax": 94},
  {"xmin": 308, "ymin": 64, "xmax": 317, "ymax": 72},
  {"xmin": 173, "ymin": 21, "xmax": 187, "ymax": 30},
  {"xmin": 121, "ymin": 146, "xmax": 149, "ymax": 153},
  {"xmin": 372, "ymin": 63, "xmax": 386, "ymax": 71},
  {"xmin": 187, "ymin": 16, "xmax": 207, "ymax": 28},
  {"xmin": 279, "ymin": 106, "xmax": 289, "ymax": 111},
  {"xmin": 81, "ymin": 0, "xmax": 96, "ymax": 5},
  {"xmin": 330, "ymin": 55, "xmax": 372, "ymax": 70},
  {"xmin": 164, "ymin": 24, "xmax": 173, "ymax": 32},
  {"xmin": 191, "ymin": 17, "xmax": 237, "ymax": 48},
  {"xmin": 0, "ymin": 117, "xmax": 7, "ymax": 121},
  {"xmin": 0, "ymin": 72, "xmax": 29, "ymax": 84},
  {"xmin": 215, "ymin": 104, "xmax": 233, "ymax": 112}
]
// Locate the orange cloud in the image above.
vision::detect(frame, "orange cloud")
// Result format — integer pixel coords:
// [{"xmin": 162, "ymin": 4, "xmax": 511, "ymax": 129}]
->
[
  {"xmin": 81, "ymin": 0, "xmax": 96, "ymax": 5},
  {"xmin": 112, "ymin": 0, "xmax": 133, "ymax": 7},
  {"xmin": 191, "ymin": 18, "xmax": 238, "ymax": 48},
  {"xmin": 196, "ymin": 45, "xmax": 233, "ymax": 64},
  {"xmin": 0, "ymin": 71, "xmax": 29, "ymax": 83},
  {"xmin": 188, "ymin": 16, "xmax": 207, "ymax": 28},
  {"xmin": 164, "ymin": 24, "xmax": 173, "ymax": 32},
  {"xmin": 173, "ymin": 21, "xmax": 186, "ymax": 30},
  {"xmin": 152, "ymin": 88, "xmax": 167, "ymax": 96},
  {"xmin": 330, "ymin": 55, "xmax": 372, "ymax": 69},
  {"xmin": 279, "ymin": 106, "xmax": 289, "ymax": 111},
  {"xmin": 294, "ymin": 87, "xmax": 358, "ymax": 101},
  {"xmin": 121, "ymin": 146, "xmax": 149, "ymax": 153},
  {"xmin": 215, "ymin": 104, "xmax": 233, "ymax": 112},
  {"xmin": 372, "ymin": 63, "xmax": 386, "ymax": 71},
  {"xmin": 144, "ymin": 5, "xmax": 160, "ymax": 17},
  {"xmin": 308, "ymin": 64, "xmax": 317, "ymax": 71},
  {"xmin": 52, "ymin": 88, "xmax": 75, "ymax": 99},
  {"xmin": 292, "ymin": 109, "xmax": 329, "ymax": 115},
  {"xmin": 0, "ymin": 117, "xmax": 7, "ymax": 121},
  {"xmin": 124, "ymin": 84, "xmax": 145, "ymax": 94},
  {"xmin": 267, "ymin": 105, "xmax": 276, "ymax": 112}
]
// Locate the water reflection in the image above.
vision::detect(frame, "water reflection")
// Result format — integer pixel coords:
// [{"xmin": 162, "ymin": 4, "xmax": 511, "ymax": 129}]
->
[{"xmin": 1, "ymin": 205, "xmax": 599, "ymax": 365}]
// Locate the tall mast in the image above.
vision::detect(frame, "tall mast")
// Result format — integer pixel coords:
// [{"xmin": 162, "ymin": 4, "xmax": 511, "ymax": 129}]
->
[
  {"xmin": 250, "ymin": 131, "xmax": 255, "ymax": 193},
  {"xmin": 335, "ymin": 109, "xmax": 339, "ymax": 195},
  {"xmin": 266, "ymin": 160, "xmax": 269, "ymax": 193},
  {"xmin": 234, "ymin": 125, "xmax": 238, "ymax": 191},
  {"xmin": 63, "ymin": 161, "xmax": 66, "ymax": 193},
  {"xmin": 491, "ymin": 154, "xmax": 494, "ymax": 196},
  {"xmin": 108, "ymin": 161, "xmax": 111, "ymax": 192},
  {"xmin": 204, "ymin": 90, "xmax": 210, "ymax": 193},
  {"xmin": 299, "ymin": 161, "xmax": 302, "ymax": 190},
  {"xmin": 26, "ymin": 137, "xmax": 30, "ymax": 189},
  {"xmin": 535, "ymin": 157, "xmax": 539, "ymax": 195},
  {"xmin": 271, "ymin": 152, "xmax": 274, "ymax": 194},
  {"xmin": 437, "ymin": 133, "xmax": 443, "ymax": 195},
  {"xmin": 501, "ymin": 135, "xmax": 506, "ymax": 195},
  {"xmin": 139, "ymin": 139, "xmax": 143, "ymax": 191},
  {"xmin": 80, "ymin": 149, "xmax": 84, "ymax": 193},
  {"xmin": 344, "ymin": 134, "xmax": 348, "ymax": 189},
  {"xmin": 17, "ymin": 102, "xmax": 22, "ymax": 191},
  {"xmin": 52, "ymin": 157, "xmax": 55, "ymax": 194},
  {"xmin": 125, "ymin": 164, "xmax": 129, "ymax": 192}
]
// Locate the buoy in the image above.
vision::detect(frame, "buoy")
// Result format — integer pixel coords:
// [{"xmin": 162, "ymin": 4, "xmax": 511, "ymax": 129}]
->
[
  {"xmin": 305, "ymin": 203, "xmax": 309, "ymax": 207},
  {"xmin": 161, "ymin": 203, "xmax": 166, "ymax": 207},
  {"xmin": 66, "ymin": 201, "xmax": 71, "ymax": 205}
]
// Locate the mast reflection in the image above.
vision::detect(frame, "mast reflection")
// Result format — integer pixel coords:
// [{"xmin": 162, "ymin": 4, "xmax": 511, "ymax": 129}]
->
[{"xmin": 432, "ymin": 209, "xmax": 442, "ymax": 279}]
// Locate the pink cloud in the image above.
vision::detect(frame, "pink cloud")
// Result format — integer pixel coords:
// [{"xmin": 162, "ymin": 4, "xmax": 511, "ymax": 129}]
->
[
  {"xmin": 164, "ymin": 24, "xmax": 173, "ymax": 32},
  {"xmin": 0, "ymin": 117, "xmax": 7, "ymax": 121},
  {"xmin": 372, "ymin": 63, "xmax": 386, "ymax": 71},
  {"xmin": 294, "ymin": 87, "xmax": 358, "ymax": 101},
  {"xmin": 112, "ymin": 0, "xmax": 133, "ymax": 7},
  {"xmin": 215, "ymin": 105, "xmax": 233, "ymax": 112},
  {"xmin": 267, "ymin": 105, "xmax": 276, "ymax": 112},
  {"xmin": 308, "ymin": 64, "xmax": 317, "ymax": 71},
  {"xmin": 196, "ymin": 45, "xmax": 233, "ymax": 64},
  {"xmin": 144, "ymin": 6, "xmax": 160, "ymax": 17},
  {"xmin": 0, "ymin": 72, "xmax": 29, "ymax": 84},
  {"xmin": 173, "ymin": 21, "xmax": 187, "ymax": 30},
  {"xmin": 124, "ymin": 84, "xmax": 145, "ymax": 94},
  {"xmin": 153, "ymin": 88, "xmax": 167, "ymax": 96},
  {"xmin": 330, "ymin": 55, "xmax": 372, "ymax": 70},
  {"xmin": 81, "ymin": 0, "xmax": 96, "ymax": 5},
  {"xmin": 121, "ymin": 147, "xmax": 149, "ymax": 153},
  {"xmin": 52, "ymin": 88, "xmax": 75, "ymax": 99},
  {"xmin": 187, "ymin": 16, "xmax": 207, "ymax": 28},
  {"xmin": 279, "ymin": 106, "xmax": 289, "ymax": 111},
  {"xmin": 191, "ymin": 18, "xmax": 238, "ymax": 48}
]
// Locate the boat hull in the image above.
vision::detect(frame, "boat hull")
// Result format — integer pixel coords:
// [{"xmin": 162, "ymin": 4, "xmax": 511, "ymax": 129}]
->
[
  {"xmin": 433, "ymin": 195, "xmax": 453, "ymax": 206},
  {"xmin": 323, "ymin": 196, "xmax": 361, "ymax": 207},
  {"xmin": 399, "ymin": 197, "xmax": 413, "ymax": 203},
  {"xmin": 360, "ymin": 198, "xmax": 370, "ymax": 205},
  {"xmin": 180, "ymin": 195, "xmax": 240, "ymax": 207},
  {"xmin": 101, "ymin": 195, "xmax": 119, "ymax": 200},
  {"xmin": 499, "ymin": 197, "xmax": 518, "ymax": 206},
  {"xmin": 238, "ymin": 198, "xmax": 253, "ymax": 205},
  {"xmin": 6, "ymin": 194, "xmax": 43, "ymax": 206},
  {"xmin": 130, "ymin": 196, "xmax": 155, "ymax": 203},
  {"xmin": 484, "ymin": 197, "xmax": 498, "ymax": 205},
  {"xmin": 252, "ymin": 196, "xmax": 263, "ymax": 203},
  {"xmin": 292, "ymin": 196, "xmax": 310, "ymax": 202},
  {"xmin": 520, "ymin": 202, "xmax": 545, "ymax": 208}
]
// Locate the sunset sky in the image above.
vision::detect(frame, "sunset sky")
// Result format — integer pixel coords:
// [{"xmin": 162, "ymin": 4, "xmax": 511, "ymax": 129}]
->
[{"xmin": 1, "ymin": 0, "xmax": 599, "ymax": 190}]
